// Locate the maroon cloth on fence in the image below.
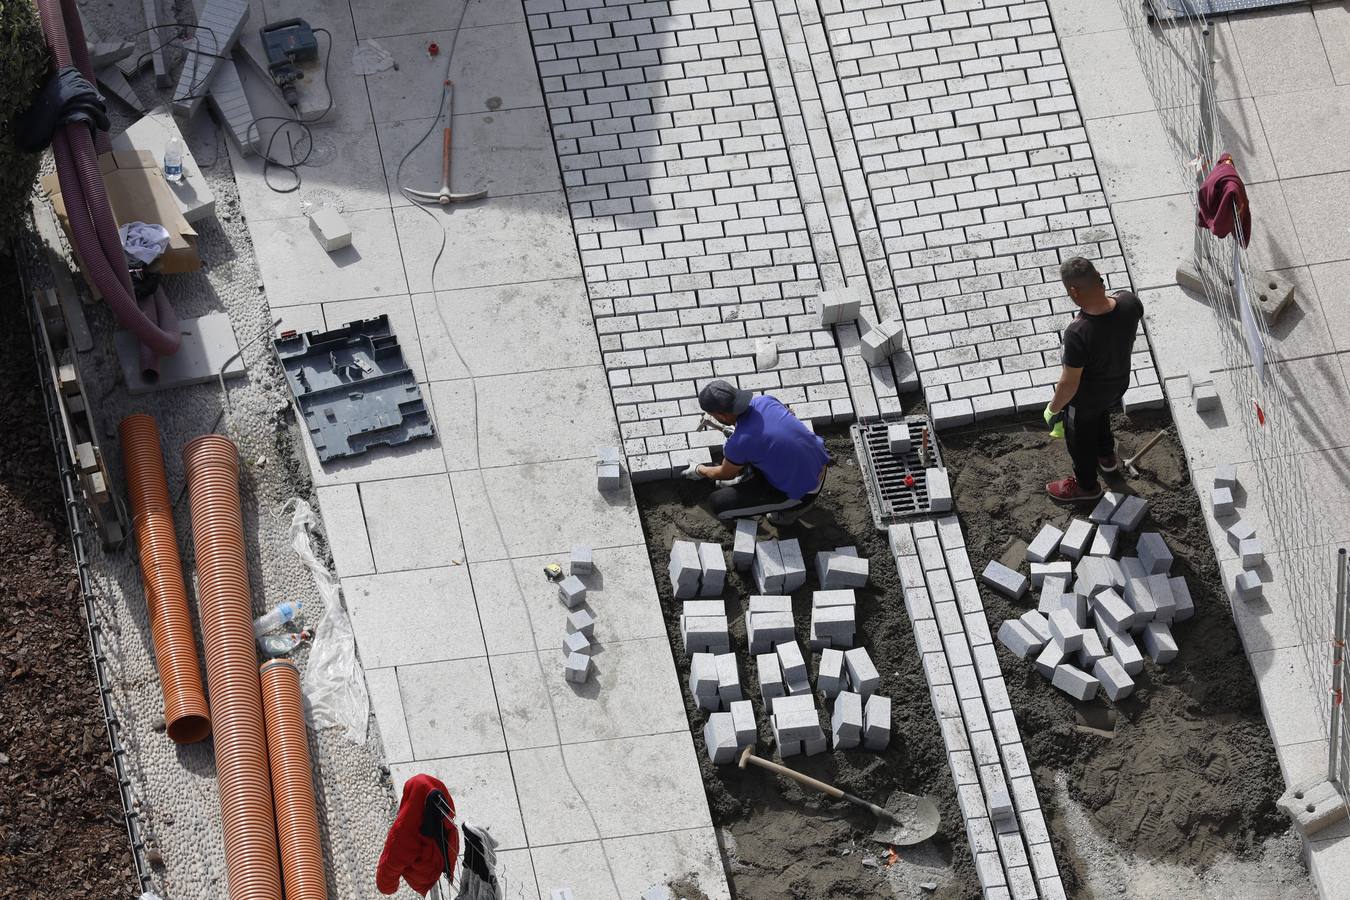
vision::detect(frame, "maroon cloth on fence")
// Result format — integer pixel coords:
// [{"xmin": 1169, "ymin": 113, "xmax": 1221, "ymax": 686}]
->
[
  {"xmin": 1196, "ymin": 152, "xmax": 1251, "ymax": 246},
  {"xmin": 376, "ymin": 774, "xmax": 460, "ymax": 895}
]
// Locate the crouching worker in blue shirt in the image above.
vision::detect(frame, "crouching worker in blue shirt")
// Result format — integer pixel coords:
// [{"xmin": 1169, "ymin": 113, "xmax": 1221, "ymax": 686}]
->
[{"xmin": 681, "ymin": 379, "xmax": 830, "ymax": 524}]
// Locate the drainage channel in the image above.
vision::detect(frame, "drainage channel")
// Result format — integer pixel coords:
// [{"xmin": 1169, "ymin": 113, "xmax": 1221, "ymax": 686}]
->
[
  {"xmin": 22, "ymin": 271, "xmax": 153, "ymax": 895},
  {"xmin": 851, "ymin": 415, "xmax": 945, "ymax": 531}
]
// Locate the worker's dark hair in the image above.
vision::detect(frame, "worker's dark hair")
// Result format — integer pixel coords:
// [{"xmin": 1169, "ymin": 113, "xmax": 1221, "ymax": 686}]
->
[{"xmin": 1060, "ymin": 256, "xmax": 1103, "ymax": 291}]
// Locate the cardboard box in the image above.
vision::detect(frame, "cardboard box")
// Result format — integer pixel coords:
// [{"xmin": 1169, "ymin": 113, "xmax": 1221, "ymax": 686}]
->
[{"xmin": 41, "ymin": 149, "xmax": 201, "ymax": 290}]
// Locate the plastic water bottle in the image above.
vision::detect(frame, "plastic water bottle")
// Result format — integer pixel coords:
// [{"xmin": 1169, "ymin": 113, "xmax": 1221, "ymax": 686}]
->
[
  {"xmin": 253, "ymin": 600, "xmax": 300, "ymax": 639},
  {"xmin": 163, "ymin": 136, "xmax": 184, "ymax": 183}
]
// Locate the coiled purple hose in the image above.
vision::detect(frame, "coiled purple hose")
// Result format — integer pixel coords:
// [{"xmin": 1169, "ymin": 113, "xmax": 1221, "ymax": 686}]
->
[{"xmin": 36, "ymin": 0, "xmax": 182, "ymax": 359}]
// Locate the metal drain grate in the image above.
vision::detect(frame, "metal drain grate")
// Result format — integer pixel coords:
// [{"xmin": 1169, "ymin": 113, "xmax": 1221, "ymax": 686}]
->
[
  {"xmin": 1146, "ymin": 0, "xmax": 1305, "ymax": 21},
  {"xmin": 850, "ymin": 415, "xmax": 944, "ymax": 530}
]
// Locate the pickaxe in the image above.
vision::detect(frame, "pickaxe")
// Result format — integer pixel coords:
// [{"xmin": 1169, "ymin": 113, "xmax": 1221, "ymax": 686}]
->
[{"xmin": 405, "ymin": 81, "xmax": 487, "ymax": 206}]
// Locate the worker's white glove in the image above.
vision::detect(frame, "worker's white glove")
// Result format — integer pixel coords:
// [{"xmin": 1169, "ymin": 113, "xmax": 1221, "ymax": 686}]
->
[
  {"xmin": 716, "ymin": 472, "xmax": 750, "ymax": 488},
  {"xmin": 681, "ymin": 462, "xmax": 705, "ymax": 481}
]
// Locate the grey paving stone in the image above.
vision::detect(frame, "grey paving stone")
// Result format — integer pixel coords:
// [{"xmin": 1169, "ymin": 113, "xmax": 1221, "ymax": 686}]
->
[
  {"xmin": 1092, "ymin": 656, "xmax": 1135, "ymax": 702},
  {"xmin": 1136, "ymin": 532, "xmax": 1173, "ymax": 575},
  {"xmin": 1089, "ymin": 491, "xmax": 1125, "ymax": 524},
  {"xmin": 1058, "ymin": 518, "xmax": 1094, "ymax": 561},
  {"xmin": 570, "ymin": 545, "xmax": 593, "ymax": 575},
  {"xmin": 980, "ymin": 560, "xmax": 1028, "ymax": 600},
  {"xmin": 999, "ymin": 619, "xmax": 1044, "ymax": 659},
  {"xmin": 698, "ymin": 542, "xmax": 727, "ymax": 597},
  {"xmin": 733, "ymin": 518, "xmax": 757, "ymax": 570},
  {"xmin": 844, "ymin": 646, "xmax": 881, "ymax": 698},
  {"xmin": 1088, "ymin": 523, "xmax": 1119, "ymax": 557},
  {"xmin": 1051, "ymin": 663, "xmax": 1099, "ymax": 701},
  {"xmin": 1109, "ymin": 495, "xmax": 1148, "ymax": 531},
  {"xmin": 1026, "ymin": 523, "xmax": 1064, "ymax": 564},
  {"xmin": 1141, "ymin": 621, "xmax": 1178, "ymax": 664}
]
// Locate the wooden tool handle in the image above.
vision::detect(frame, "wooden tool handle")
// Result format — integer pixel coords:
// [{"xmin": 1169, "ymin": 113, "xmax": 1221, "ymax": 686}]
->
[
  {"xmin": 744, "ymin": 751, "xmax": 845, "ymax": 799},
  {"xmin": 440, "ymin": 127, "xmax": 452, "ymax": 187}
]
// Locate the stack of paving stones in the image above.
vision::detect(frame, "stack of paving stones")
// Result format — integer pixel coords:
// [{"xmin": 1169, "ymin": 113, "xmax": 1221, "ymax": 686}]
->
[
  {"xmin": 595, "ymin": 445, "xmax": 624, "ymax": 491},
  {"xmin": 891, "ymin": 516, "xmax": 1064, "ymax": 899},
  {"xmin": 561, "ymin": 546, "xmax": 597, "ymax": 683},
  {"xmin": 992, "ymin": 494, "xmax": 1195, "ymax": 704},
  {"xmin": 752, "ymin": 537, "xmax": 807, "ymax": 594},
  {"xmin": 1210, "ymin": 465, "xmax": 1266, "ymax": 601}
]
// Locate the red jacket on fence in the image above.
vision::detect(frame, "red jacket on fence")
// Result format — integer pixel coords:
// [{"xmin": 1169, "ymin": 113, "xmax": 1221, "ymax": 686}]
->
[
  {"xmin": 376, "ymin": 773, "xmax": 461, "ymax": 895},
  {"xmin": 1196, "ymin": 152, "xmax": 1251, "ymax": 246}
]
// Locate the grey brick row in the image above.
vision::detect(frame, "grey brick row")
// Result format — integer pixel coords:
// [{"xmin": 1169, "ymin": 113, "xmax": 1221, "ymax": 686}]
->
[{"xmin": 891, "ymin": 515, "xmax": 1063, "ymax": 899}]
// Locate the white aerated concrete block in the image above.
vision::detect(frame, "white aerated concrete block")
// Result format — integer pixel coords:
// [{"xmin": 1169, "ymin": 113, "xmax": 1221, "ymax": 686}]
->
[
  {"xmin": 779, "ymin": 538, "xmax": 807, "ymax": 592},
  {"xmin": 1239, "ymin": 538, "xmax": 1264, "ymax": 568},
  {"xmin": 1110, "ymin": 495, "xmax": 1148, "ymax": 531},
  {"xmin": 682, "ymin": 615, "xmax": 730, "ymax": 655},
  {"xmin": 844, "ymin": 647, "xmax": 881, "ymax": 698},
  {"xmin": 1214, "ymin": 464, "xmax": 1238, "ymax": 489},
  {"xmin": 1141, "ymin": 621, "xmax": 1178, "ymax": 664},
  {"xmin": 308, "ymin": 207, "xmax": 352, "ymax": 252},
  {"xmin": 1090, "ymin": 491, "xmax": 1125, "ymax": 524},
  {"xmin": 1226, "ymin": 518, "xmax": 1256, "ymax": 550},
  {"xmin": 1193, "ymin": 380, "xmax": 1220, "ymax": 412},
  {"xmin": 746, "ymin": 608, "xmax": 794, "ymax": 654},
  {"xmin": 703, "ymin": 712, "xmax": 739, "ymax": 765},
  {"xmin": 558, "ymin": 575, "xmax": 587, "ymax": 609},
  {"xmin": 563, "ymin": 631, "xmax": 591, "ymax": 657},
  {"xmin": 1030, "ymin": 561, "xmax": 1072, "ymax": 587},
  {"xmin": 1089, "ymin": 524, "xmax": 1119, "ymax": 558},
  {"xmin": 1038, "ymin": 574, "xmax": 1070, "ymax": 614},
  {"xmin": 1123, "ymin": 578, "xmax": 1157, "ymax": 626},
  {"xmin": 1048, "ymin": 609, "xmax": 1083, "ymax": 653},
  {"xmin": 689, "ymin": 653, "xmax": 719, "ymax": 700},
  {"xmin": 927, "ymin": 467, "xmax": 953, "ymax": 512},
  {"xmin": 863, "ymin": 693, "xmax": 891, "ymax": 751},
  {"xmin": 596, "ymin": 462, "xmax": 621, "ymax": 491},
  {"xmin": 715, "ymin": 652, "xmax": 742, "ymax": 702},
  {"xmin": 1093, "ymin": 656, "xmax": 1135, "ymax": 701},
  {"xmin": 1026, "ymin": 523, "xmax": 1064, "ymax": 564},
  {"xmin": 1074, "ymin": 556, "xmax": 1112, "ymax": 597},
  {"xmin": 818, "ymin": 647, "xmax": 845, "ymax": 699},
  {"xmin": 733, "ymin": 519, "xmax": 756, "ymax": 570},
  {"xmin": 669, "ymin": 541, "xmax": 702, "ymax": 599},
  {"xmin": 818, "ymin": 549, "xmax": 869, "ymax": 588},
  {"xmin": 1058, "ymin": 592, "xmax": 1089, "ymax": 627},
  {"xmin": 887, "ymin": 423, "xmax": 911, "ymax": 455},
  {"xmin": 999, "ymin": 620, "xmax": 1044, "ymax": 659},
  {"xmin": 1136, "ymin": 532, "xmax": 1172, "ymax": 575},
  {"xmin": 1034, "ymin": 641, "xmax": 1069, "ymax": 680},
  {"xmin": 859, "ymin": 327, "xmax": 890, "ymax": 365},
  {"xmin": 981, "ymin": 561, "xmax": 1028, "ymax": 600},
  {"xmin": 564, "ymin": 651, "xmax": 592, "ymax": 684},
  {"xmin": 1052, "ymin": 663, "xmax": 1099, "ymax": 701},
  {"xmin": 1059, "ymin": 519, "xmax": 1094, "ymax": 561},
  {"xmin": 698, "ymin": 542, "xmax": 727, "ymax": 596},
  {"xmin": 1019, "ymin": 610, "xmax": 1051, "ymax": 644},
  {"xmin": 757, "ymin": 652, "xmax": 785, "ymax": 711},
  {"xmin": 1147, "ymin": 574, "xmax": 1176, "ymax": 623},
  {"xmin": 831, "ymin": 690, "xmax": 863, "ymax": 750},
  {"xmin": 566, "ymin": 608, "xmax": 596, "ymax": 640},
  {"xmin": 1091, "ymin": 589, "xmax": 1134, "ymax": 634},
  {"xmin": 1111, "ymin": 631, "xmax": 1145, "ymax": 675},
  {"xmin": 753, "ymin": 540, "xmax": 787, "ymax": 594},
  {"xmin": 1235, "ymin": 569, "xmax": 1263, "ymax": 601},
  {"xmin": 569, "ymin": 545, "xmax": 593, "ymax": 575},
  {"xmin": 1169, "ymin": 577, "xmax": 1194, "ymax": 621},
  {"xmin": 1211, "ymin": 487, "xmax": 1235, "ymax": 518},
  {"xmin": 777, "ymin": 641, "xmax": 808, "ymax": 684},
  {"xmin": 730, "ymin": 699, "xmax": 756, "ymax": 747},
  {"xmin": 817, "ymin": 284, "xmax": 864, "ymax": 325},
  {"xmin": 1078, "ymin": 630, "xmax": 1108, "ymax": 668}
]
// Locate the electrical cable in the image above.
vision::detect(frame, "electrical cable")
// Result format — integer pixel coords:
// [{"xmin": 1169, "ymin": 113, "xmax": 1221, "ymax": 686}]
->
[
  {"xmin": 391, "ymin": 10, "xmax": 627, "ymax": 899},
  {"xmin": 241, "ymin": 26, "xmax": 336, "ymax": 194}
]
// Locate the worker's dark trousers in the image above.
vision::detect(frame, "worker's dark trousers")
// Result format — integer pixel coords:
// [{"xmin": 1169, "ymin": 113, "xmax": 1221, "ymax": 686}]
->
[
  {"xmin": 1064, "ymin": 404, "xmax": 1116, "ymax": 492},
  {"xmin": 709, "ymin": 469, "xmax": 825, "ymax": 520}
]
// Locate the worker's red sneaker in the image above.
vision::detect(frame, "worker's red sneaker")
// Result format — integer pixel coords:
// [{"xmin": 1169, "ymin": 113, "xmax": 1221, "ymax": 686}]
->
[
  {"xmin": 1046, "ymin": 476, "xmax": 1103, "ymax": 502},
  {"xmin": 1098, "ymin": 454, "xmax": 1120, "ymax": 473}
]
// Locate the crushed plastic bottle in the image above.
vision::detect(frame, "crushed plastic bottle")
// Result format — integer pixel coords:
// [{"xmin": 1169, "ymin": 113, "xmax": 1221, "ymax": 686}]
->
[
  {"xmin": 260, "ymin": 629, "xmax": 311, "ymax": 658},
  {"xmin": 163, "ymin": 136, "xmax": 184, "ymax": 183},
  {"xmin": 253, "ymin": 600, "xmax": 301, "ymax": 639}
]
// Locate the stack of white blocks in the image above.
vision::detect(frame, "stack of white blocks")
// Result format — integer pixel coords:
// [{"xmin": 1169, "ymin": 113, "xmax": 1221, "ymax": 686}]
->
[
  {"xmin": 752, "ymin": 538, "xmax": 808, "ymax": 594},
  {"xmin": 746, "ymin": 595, "xmax": 795, "ymax": 654},
  {"xmin": 997, "ymin": 508, "xmax": 1194, "ymax": 702},
  {"xmin": 757, "ymin": 640, "xmax": 812, "ymax": 713},
  {"xmin": 688, "ymin": 651, "xmax": 743, "ymax": 712},
  {"xmin": 669, "ymin": 539, "xmax": 728, "ymax": 600},
  {"xmin": 1211, "ymin": 465, "xmax": 1265, "ymax": 601},
  {"xmin": 815, "ymin": 546, "xmax": 869, "ymax": 588},
  {"xmin": 859, "ymin": 314, "xmax": 906, "ymax": 367},
  {"xmin": 771, "ymin": 693, "xmax": 828, "ymax": 757},
  {"xmin": 562, "ymin": 546, "xmax": 596, "ymax": 684},
  {"xmin": 809, "ymin": 589, "xmax": 857, "ymax": 649}
]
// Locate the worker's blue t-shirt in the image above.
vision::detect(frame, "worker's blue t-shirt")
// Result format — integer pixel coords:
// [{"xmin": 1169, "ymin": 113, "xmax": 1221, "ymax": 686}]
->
[{"xmin": 723, "ymin": 396, "xmax": 829, "ymax": 499}]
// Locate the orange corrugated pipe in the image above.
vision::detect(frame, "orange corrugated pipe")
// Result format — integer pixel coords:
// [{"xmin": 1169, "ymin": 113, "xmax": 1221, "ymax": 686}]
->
[
  {"xmin": 261, "ymin": 659, "xmax": 328, "ymax": 900},
  {"xmin": 183, "ymin": 434, "xmax": 282, "ymax": 900},
  {"xmin": 118, "ymin": 415, "xmax": 211, "ymax": 744}
]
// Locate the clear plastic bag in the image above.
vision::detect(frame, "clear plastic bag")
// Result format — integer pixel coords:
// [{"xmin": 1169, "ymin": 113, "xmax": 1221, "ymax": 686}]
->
[{"xmin": 286, "ymin": 499, "xmax": 369, "ymax": 744}]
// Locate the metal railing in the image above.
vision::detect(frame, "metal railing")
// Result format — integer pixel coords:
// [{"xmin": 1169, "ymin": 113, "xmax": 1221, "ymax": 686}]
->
[{"xmin": 1114, "ymin": 2, "xmax": 1336, "ymax": 766}]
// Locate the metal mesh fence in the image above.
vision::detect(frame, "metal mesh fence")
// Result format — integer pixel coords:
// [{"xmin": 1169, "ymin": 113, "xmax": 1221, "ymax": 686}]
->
[{"xmin": 1114, "ymin": 3, "xmax": 1336, "ymax": 746}]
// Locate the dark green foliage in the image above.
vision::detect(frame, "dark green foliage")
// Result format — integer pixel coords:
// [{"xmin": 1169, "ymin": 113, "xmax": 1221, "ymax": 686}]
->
[{"xmin": 0, "ymin": 0, "xmax": 52, "ymax": 243}]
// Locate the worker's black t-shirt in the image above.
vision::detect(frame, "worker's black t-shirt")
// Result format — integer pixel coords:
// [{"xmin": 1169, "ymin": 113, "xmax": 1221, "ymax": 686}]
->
[{"xmin": 1062, "ymin": 291, "xmax": 1143, "ymax": 411}]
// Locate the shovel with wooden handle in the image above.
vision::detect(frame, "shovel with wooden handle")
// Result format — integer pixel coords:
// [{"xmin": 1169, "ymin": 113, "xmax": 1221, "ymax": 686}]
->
[
  {"xmin": 737, "ymin": 746, "xmax": 941, "ymax": 846},
  {"xmin": 405, "ymin": 81, "xmax": 487, "ymax": 206}
]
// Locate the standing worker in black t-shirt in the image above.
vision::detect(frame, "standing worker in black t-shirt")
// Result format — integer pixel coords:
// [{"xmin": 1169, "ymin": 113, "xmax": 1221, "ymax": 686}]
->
[{"xmin": 1043, "ymin": 257, "xmax": 1144, "ymax": 502}]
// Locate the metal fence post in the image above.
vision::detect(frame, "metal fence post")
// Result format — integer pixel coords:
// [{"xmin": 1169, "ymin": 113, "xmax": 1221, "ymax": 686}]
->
[{"xmin": 1331, "ymin": 548, "xmax": 1347, "ymax": 786}]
